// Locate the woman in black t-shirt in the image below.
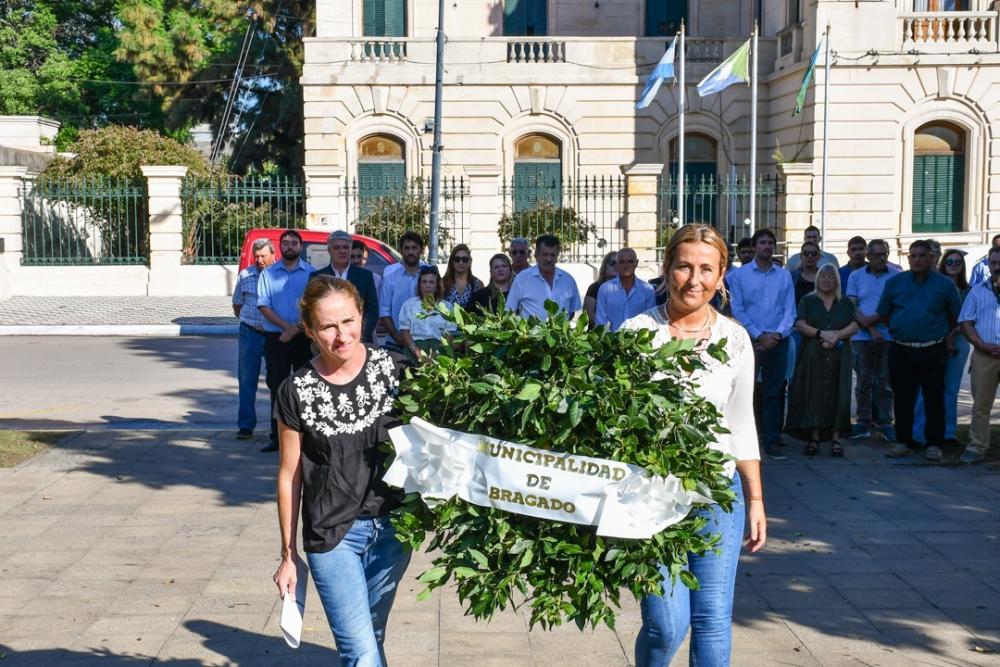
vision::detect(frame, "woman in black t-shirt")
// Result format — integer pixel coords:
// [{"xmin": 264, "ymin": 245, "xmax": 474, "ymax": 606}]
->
[
  {"xmin": 273, "ymin": 275, "xmax": 410, "ymax": 666},
  {"xmin": 469, "ymin": 253, "xmax": 513, "ymax": 314}
]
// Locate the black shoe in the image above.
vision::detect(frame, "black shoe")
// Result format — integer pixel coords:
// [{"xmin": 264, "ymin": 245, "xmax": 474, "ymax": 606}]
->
[
  {"xmin": 260, "ymin": 442, "xmax": 279, "ymax": 453},
  {"xmin": 236, "ymin": 428, "xmax": 253, "ymax": 440}
]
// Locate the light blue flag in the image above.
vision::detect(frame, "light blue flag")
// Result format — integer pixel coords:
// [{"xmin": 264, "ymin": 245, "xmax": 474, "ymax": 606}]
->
[{"xmin": 636, "ymin": 37, "xmax": 676, "ymax": 109}]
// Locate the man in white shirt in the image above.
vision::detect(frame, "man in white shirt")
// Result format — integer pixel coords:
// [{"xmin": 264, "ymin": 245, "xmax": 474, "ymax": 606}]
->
[
  {"xmin": 596, "ymin": 247, "xmax": 655, "ymax": 331},
  {"xmin": 958, "ymin": 246, "xmax": 1000, "ymax": 464},
  {"xmin": 785, "ymin": 225, "xmax": 839, "ymax": 272},
  {"xmin": 506, "ymin": 234, "xmax": 581, "ymax": 320},
  {"xmin": 379, "ymin": 231, "xmax": 426, "ymax": 350}
]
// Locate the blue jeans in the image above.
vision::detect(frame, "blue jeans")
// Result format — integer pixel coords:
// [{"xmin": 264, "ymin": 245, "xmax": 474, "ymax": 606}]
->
[
  {"xmin": 913, "ymin": 334, "xmax": 971, "ymax": 443},
  {"xmin": 237, "ymin": 323, "xmax": 266, "ymax": 431},
  {"xmin": 307, "ymin": 517, "xmax": 411, "ymax": 667},
  {"xmin": 636, "ymin": 473, "xmax": 745, "ymax": 667},
  {"xmin": 754, "ymin": 338, "xmax": 789, "ymax": 451}
]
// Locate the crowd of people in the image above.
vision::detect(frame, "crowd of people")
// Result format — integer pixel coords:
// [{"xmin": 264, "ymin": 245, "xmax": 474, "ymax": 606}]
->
[
  {"xmin": 234, "ymin": 225, "xmax": 1000, "ymax": 464},
  {"xmin": 732, "ymin": 226, "xmax": 1000, "ymax": 464},
  {"xmin": 250, "ymin": 221, "xmax": 998, "ymax": 667}
]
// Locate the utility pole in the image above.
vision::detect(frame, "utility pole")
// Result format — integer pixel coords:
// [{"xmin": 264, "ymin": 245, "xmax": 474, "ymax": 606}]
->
[{"xmin": 428, "ymin": 0, "xmax": 446, "ymax": 264}]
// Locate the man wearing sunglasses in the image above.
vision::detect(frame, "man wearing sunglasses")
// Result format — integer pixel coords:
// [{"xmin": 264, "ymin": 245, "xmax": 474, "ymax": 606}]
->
[
  {"xmin": 969, "ymin": 233, "xmax": 1000, "ymax": 287},
  {"xmin": 509, "ymin": 236, "xmax": 533, "ymax": 275}
]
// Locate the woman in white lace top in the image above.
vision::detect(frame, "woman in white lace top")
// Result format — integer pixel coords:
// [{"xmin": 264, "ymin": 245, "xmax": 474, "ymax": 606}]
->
[{"xmin": 622, "ymin": 224, "xmax": 766, "ymax": 667}]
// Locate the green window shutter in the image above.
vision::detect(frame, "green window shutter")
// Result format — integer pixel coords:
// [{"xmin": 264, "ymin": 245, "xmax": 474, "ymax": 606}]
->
[
  {"xmin": 912, "ymin": 154, "xmax": 963, "ymax": 233},
  {"xmin": 646, "ymin": 1, "xmax": 688, "ymax": 37},
  {"xmin": 526, "ymin": 0, "xmax": 547, "ymax": 36},
  {"xmin": 505, "ymin": 0, "xmax": 526, "ymax": 36},
  {"xmin": 513, "ymin": 162, "xmax": 561, "ymax": 212},
  {"xmin": 363, "ymin": 0, "xmax": 385, "ymax": 36},
  {"xmin": 668, "ymin": 161, "xmax": 717, "ymax": 226},
  {"xmin": 359, "ymin": 162, "xmax": 406, "ymax": 202},
  {"xmin": 384, "ymin": 0, "xmax": 405, "ymax": 37}
]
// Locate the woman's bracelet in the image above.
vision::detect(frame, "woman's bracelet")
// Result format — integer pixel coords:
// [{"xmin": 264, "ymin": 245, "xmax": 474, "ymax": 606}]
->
[{"xmin": 746, "ymin": 495, "xmax": 764, "ymax": 502}]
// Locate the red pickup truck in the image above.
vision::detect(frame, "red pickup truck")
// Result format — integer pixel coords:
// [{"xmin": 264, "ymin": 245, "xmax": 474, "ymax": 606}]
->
[{"xmin": 237, "ymin": 229, "xmax": 400, "ymax": 275}]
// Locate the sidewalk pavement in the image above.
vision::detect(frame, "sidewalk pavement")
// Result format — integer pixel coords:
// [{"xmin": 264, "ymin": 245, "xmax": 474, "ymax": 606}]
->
[
  {"xmin": 0, "ymin": 296, "xmax": 238, "ymax": 335},
  {"xmin": 0, "ymin": 431, "xmax": 998, "ymax": 666}
]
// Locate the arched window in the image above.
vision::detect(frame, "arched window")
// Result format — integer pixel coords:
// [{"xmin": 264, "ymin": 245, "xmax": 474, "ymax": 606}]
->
[
  {"xmin": 912, "ymin": 122, "xmax": 964, "ymax": 233},
  {"xmin": 513, "ymin": 134, "xmax": 562, "ymax": 212},
  {"xmin": 669, "ymin": 133, "xmax": 718, "ymax": 225},
  {"xmin": 358, "ymin": 134, "xmax": 406, "ymax": 202},
  {"xmin": 505, "ymin": 0, "xmax": 547, "ymax": 36}
]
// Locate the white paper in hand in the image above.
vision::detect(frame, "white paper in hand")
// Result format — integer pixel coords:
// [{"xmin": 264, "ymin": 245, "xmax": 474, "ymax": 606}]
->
[{"xmin": 279, "ymin": 561, "xmax": 308, "ymax": 649}]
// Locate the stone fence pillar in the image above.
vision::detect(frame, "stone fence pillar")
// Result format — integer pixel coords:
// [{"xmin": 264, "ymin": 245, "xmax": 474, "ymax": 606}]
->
[
  {"xmin": 777, "ymin": 162, "xmax": 814, "ymax": 258},
  {"xmin": 623, "ymin": 163, "xmax": 664, "ymax": 271},
  {"xmin": 464, "ymin": 167, "xmax": 503, "ymax": 272},
  {"xmin": 0, "ymin": 167, "xmax": 27, "ymax": 300},
  {"xmin": 303, "ymin": 166, "xmax": 346, "ymax": 231},
  {"xmin": 141, "ymin": 165, "xmax": 188, "ymax": 296}
]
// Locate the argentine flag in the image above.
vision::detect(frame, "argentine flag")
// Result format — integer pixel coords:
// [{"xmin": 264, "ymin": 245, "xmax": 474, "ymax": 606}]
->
[
  {"xmin": 697, "ymin": 38, "xmax": 751, "ymax": 97},
  {"xmin": 636, "ymin": 37, "xmax": 676, "ymax": 109}
]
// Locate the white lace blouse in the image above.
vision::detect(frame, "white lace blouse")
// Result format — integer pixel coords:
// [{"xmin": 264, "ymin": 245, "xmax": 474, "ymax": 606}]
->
[{"xmin": 621, "ymin": 307, "xmax": 760, "ymax": 476}]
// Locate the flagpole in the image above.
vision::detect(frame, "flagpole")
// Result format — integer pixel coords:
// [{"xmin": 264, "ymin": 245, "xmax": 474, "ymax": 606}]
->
[
  {"xmin": 749, "ymin": 23, "xmax": 758, "ymax": 235},
  {"xmin": 821, "ymin": 23, "xmax": 831, "ymax": 251},
  {"xmin": 428, "ymin": 0, "xmax": 446, "ymax": 264},
  {"xmin": 678, "ymin": 21, "xmax": 685, "ymax": 226}
]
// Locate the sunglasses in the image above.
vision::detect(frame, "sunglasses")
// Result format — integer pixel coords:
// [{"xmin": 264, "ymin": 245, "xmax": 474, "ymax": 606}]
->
[
  {"xmin": 802, "ymin": 251, "xmax": 819, "ymax": 257},
  {"xmin": 606, "ymin": 260, "xmax": 617, "ymax": 266},
  {"xmin": 453, "ymin": 256, "xmax": 471, "ymax": 264},
  {"xmin": 944, "ymin": 259, "xmax": 963, "ymax": 267}
]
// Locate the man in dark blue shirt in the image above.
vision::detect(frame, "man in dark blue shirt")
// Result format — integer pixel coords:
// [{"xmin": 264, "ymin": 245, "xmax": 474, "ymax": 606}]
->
[{"xmin": 876, "ymin": 240, "xmax": 962, "ymax": 460}]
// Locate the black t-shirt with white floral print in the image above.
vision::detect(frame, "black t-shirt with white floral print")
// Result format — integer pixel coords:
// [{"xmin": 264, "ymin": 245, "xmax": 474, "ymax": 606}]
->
[{"xmin": 274, "ymin": 345, "xmax": 407, "ymax": 553}]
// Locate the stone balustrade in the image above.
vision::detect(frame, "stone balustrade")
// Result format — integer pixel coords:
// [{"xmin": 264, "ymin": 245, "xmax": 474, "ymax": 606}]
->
[{"xmin": 900, "ymin": 11, "xmax": 998, "ymax": 51}]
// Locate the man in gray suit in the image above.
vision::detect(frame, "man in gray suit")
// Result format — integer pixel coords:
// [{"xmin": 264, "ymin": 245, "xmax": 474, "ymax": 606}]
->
[{"xmin": 309, "ymin": 230, "xmax": 379, "ymax": 343}]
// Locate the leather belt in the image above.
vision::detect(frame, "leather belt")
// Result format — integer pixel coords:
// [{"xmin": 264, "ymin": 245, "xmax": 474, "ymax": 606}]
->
[{"xmin": 893, "ymin": 339, "xmax": 943, "ymax": 349}]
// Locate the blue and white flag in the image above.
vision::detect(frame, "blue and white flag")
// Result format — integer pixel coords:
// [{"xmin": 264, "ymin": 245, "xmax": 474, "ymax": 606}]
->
[{"xmin": 636, "ymin": 37, "xmax": 677, "ymax": 110}]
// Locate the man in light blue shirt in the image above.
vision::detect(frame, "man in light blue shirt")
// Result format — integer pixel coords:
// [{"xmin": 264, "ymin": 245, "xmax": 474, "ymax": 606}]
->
[
  {"xmin": 506, "ymin": 234, "xmax": 581, "ymax": 320},
  {"xmin": 595, "ymin": 248, "xmax": 655, "ymax": 331},
  {"xmin": 969, "ymin": 233, "xmax": 1000, "ymax": 286},
  {"xmin": 728, "ymin": 228, "xmax": 796, "ymax": 456},
  {"xmin": 256, "ymin": 230, "xmax": 314, "ymax": 451},
  {"xmin": 379, "ymin": 231, "xmax": 426, "ymax": 350},
  {"xmin": 845, "ymin": 239, "xmax": 901, "ymax": 441}
]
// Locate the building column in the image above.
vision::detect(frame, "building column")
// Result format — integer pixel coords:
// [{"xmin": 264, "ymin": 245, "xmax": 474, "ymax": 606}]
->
[
  {"xmin": 778, "ymin": 162, "xmax": 814, "ymax": 260},
  {"xmin": 0, "ymin": 167, "xmax": 27, "ymax": 300},
  {"xmin": 141, "ymin": 165, "xmax": 188, "ymax": 296},
  {"xmin": 623, "ymin": 163, "xmax": 664, "ymax": 270},
  {"xmin": 464, "ymin": 167, "xmax": 503, "ymax": 272},
  {"xmin": 303, "ymin": 166, "xmax": 346, "ymax": 231}
]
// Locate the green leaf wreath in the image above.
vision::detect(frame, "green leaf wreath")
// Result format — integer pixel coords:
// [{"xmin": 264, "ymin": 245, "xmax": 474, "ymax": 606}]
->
[{"xmin": 390, "ymin": 301, "xmax": 735, "ymax": 630}]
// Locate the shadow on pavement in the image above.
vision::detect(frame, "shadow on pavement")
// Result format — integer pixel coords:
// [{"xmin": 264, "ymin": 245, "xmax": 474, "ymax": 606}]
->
[
  {"xmin": 121, "ymin": 336, "xmax": 239, "ymax": 375},
  {"xmin": 729, "ymin": 448, "xmax": 1000, "ymax": 661},
  {"xmin": 0, "ymin": 619, "xmax": 338, "ymax": 665}
]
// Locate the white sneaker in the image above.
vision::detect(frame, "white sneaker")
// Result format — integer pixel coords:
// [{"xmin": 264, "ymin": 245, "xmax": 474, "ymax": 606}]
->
[{"xmin": 924, "ymin": 446, "xmax": 943, "ymax": 461}]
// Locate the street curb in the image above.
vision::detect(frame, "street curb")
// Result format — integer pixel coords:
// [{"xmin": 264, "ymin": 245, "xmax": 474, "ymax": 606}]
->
[{"xmin": 0, "ymin": 324, "xmax": 239, "ymax": 336}]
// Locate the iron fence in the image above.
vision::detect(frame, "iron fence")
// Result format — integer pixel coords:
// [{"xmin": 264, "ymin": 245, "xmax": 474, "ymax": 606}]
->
[
  {"xmin": 344, "ymin": 176, "xmax": 469, "ymax": 256},
  {"xmin": 499, "ymin": 175, "xmax": 625, "ymax": 263},
  {"xmin": 21, "ymin": 176, "xmax": 148, "ymax": 265},
  {"xmin": 181, "ymin": 174, "xmax": 305, "ymax": 264},
  {"xmin": 656, "ymin": 173, "xmax": 782, "ymax": 261}
]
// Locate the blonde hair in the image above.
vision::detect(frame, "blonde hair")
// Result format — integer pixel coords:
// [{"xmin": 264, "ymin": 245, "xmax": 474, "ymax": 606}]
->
[
  {"xmin": 812, "ymin": 263, "xmax": 842, "ymax": 299},
  {"xmin": 661, "ymin": 223, "xmax": 729, "ymax": 304}
]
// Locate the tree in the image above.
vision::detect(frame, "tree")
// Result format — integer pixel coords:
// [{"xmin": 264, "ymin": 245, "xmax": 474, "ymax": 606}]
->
[
  {"xmin": 116, "ymin": 0, "xmax": 313, "ymax": 174},
  {"xmin": 0, "ymin": 0, "xmax": 165, "ymax": 148}
]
